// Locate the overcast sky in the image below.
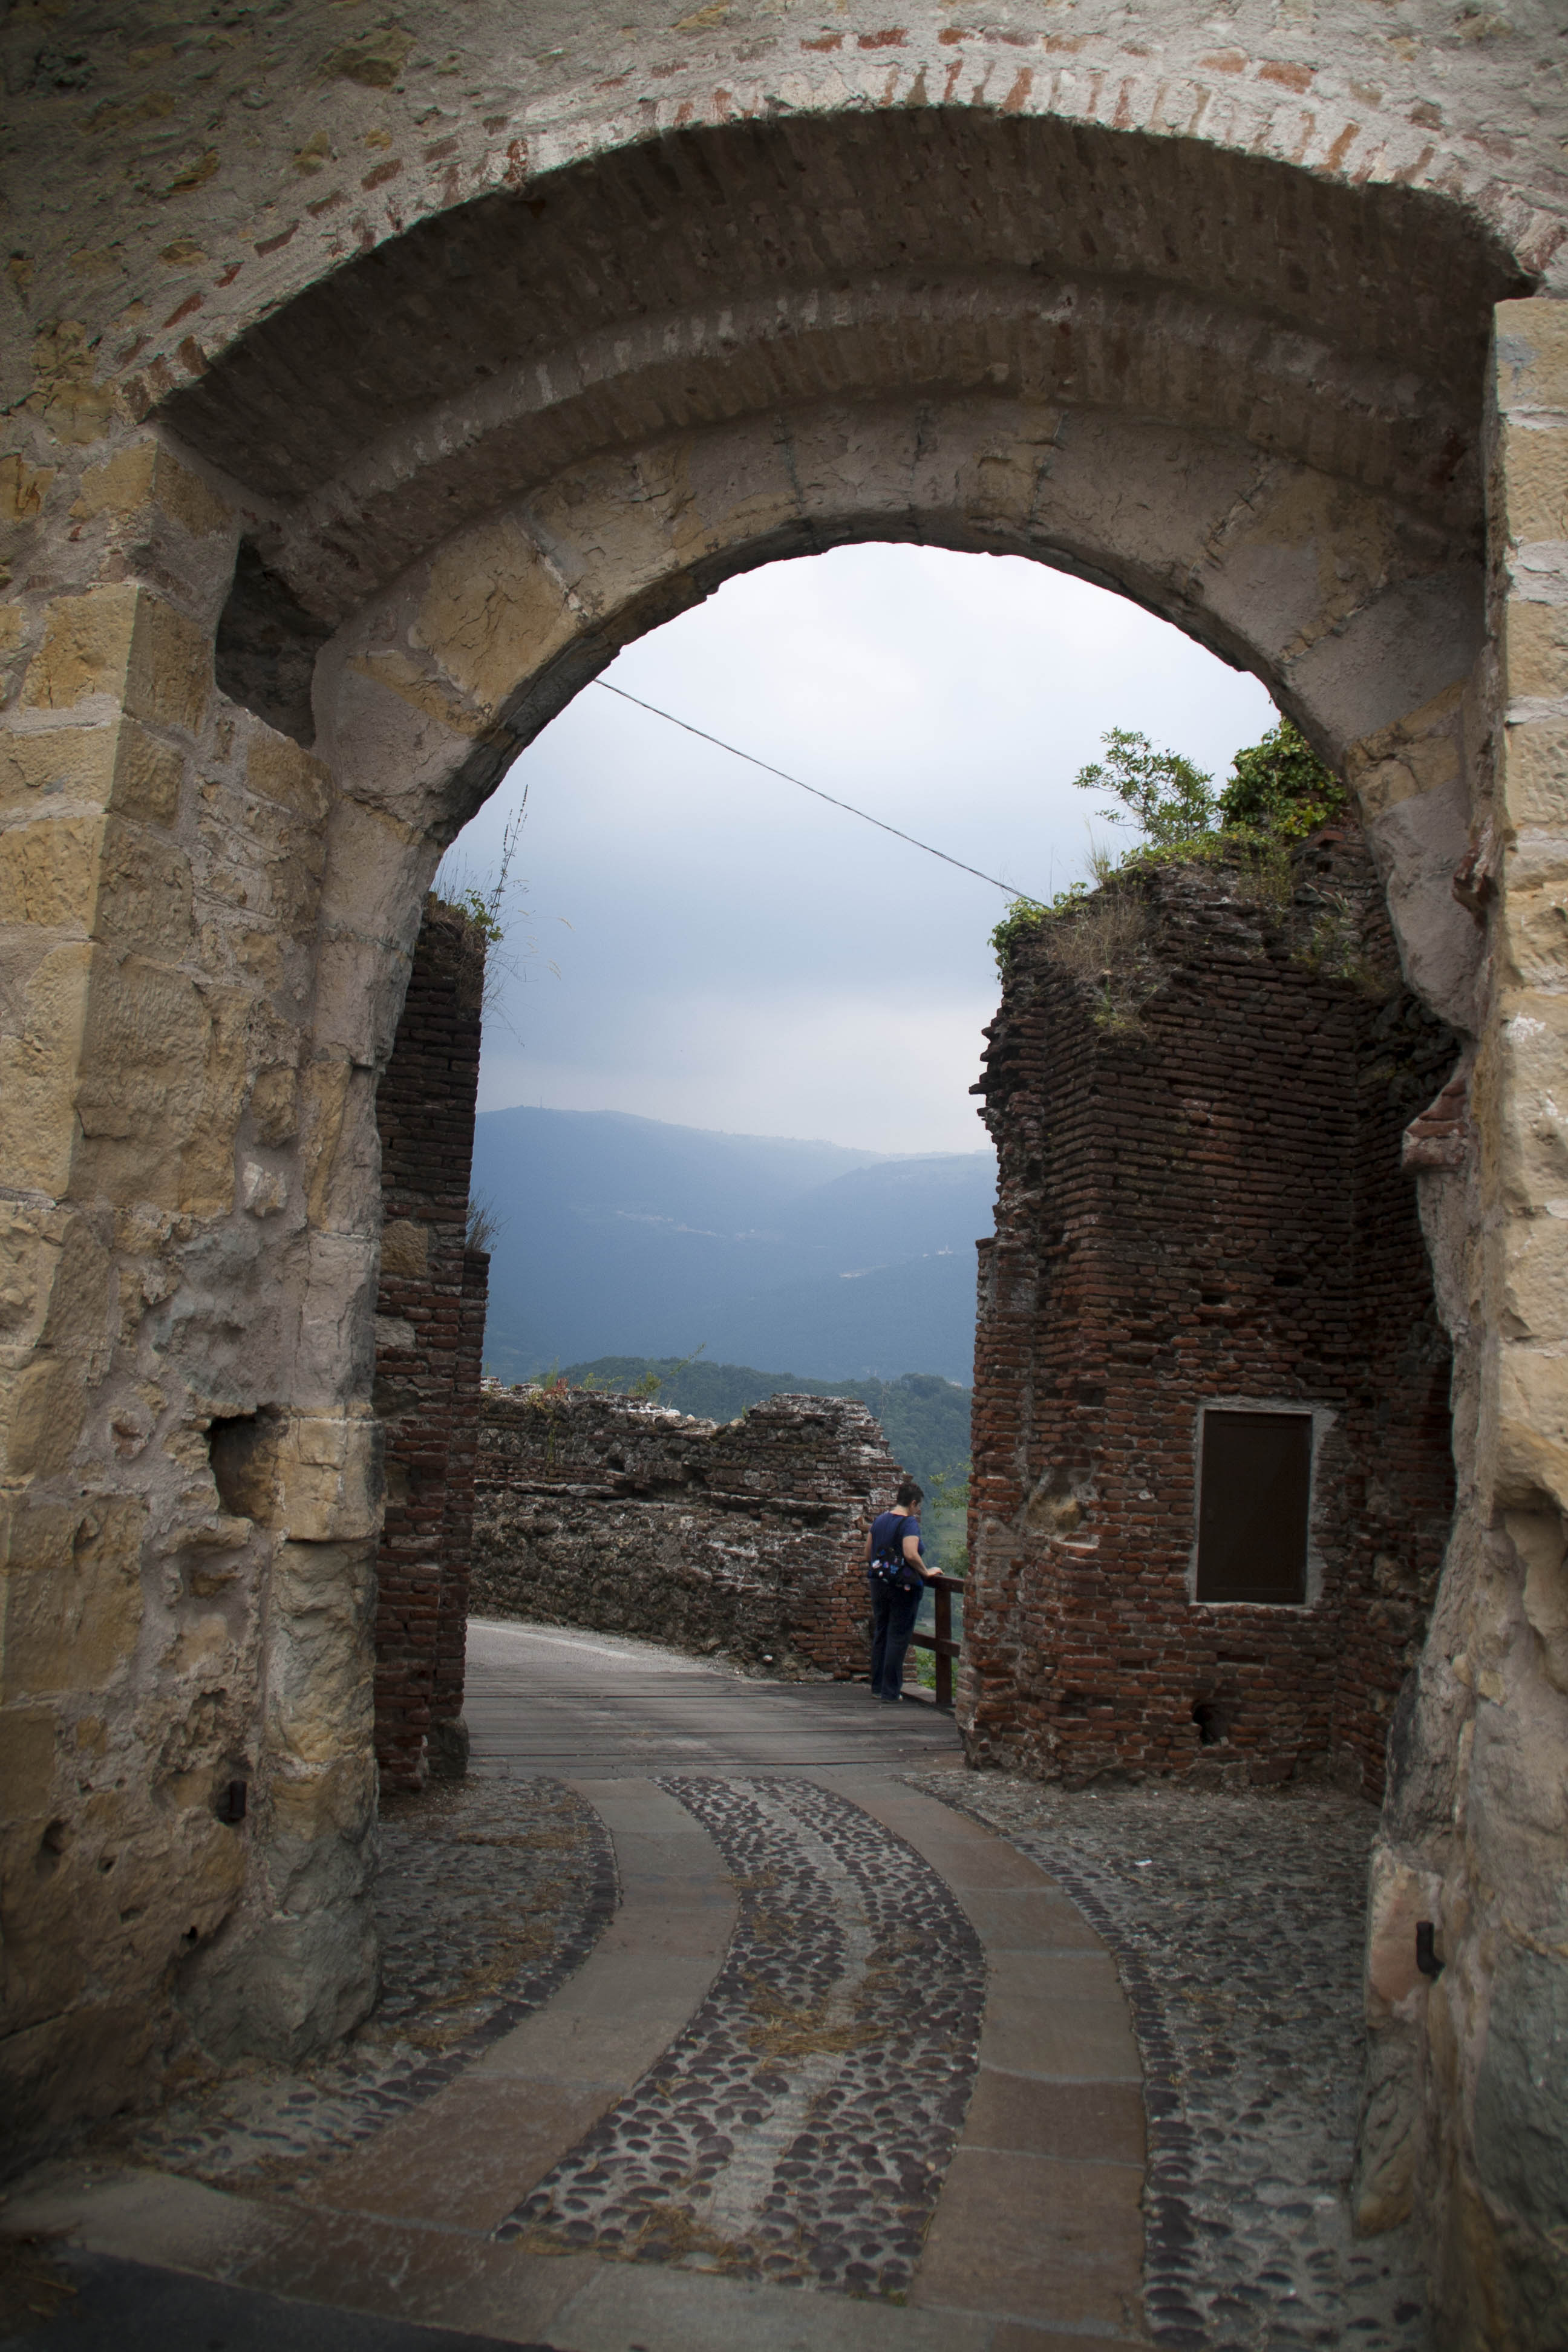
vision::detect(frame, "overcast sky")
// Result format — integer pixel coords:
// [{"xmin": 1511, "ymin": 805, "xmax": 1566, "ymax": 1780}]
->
[{"xmin": 443, "ymin": 544, "xmax": 1278, "ymax": 1157}]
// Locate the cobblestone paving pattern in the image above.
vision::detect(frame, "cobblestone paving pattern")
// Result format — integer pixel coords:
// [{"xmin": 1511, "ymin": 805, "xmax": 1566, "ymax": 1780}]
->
[
  {"xmin": 497, "ymin": 1774, "xmax": 984, "ymax": 2296},
  {"xmin": 918, "ymin": 1769, "xmax": 1429, "ymax": 2352},
  {"xmin": 120, "ymin": 1775, "xmax": 616, "ymax": 2189}
]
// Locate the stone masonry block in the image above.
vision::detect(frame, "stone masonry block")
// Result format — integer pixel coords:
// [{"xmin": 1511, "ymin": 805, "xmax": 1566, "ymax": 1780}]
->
[
  {"xmin": 0, "ymin": 1705, "xmax": 56, "ymax": 1817},
  {"xmin": 71, "ymin": 441, "xmax": 231, "ymax": 540},
  {"xmin": 18, "ymin": 584, "xmax": 140, "ymax": 711},
  {"xmin": 0, "ymin": 938, "xmax": 93, "ymax": 1195},
  {"xmin": 246, "ymin": 728, "xmax": 332, "ymax": 823},
  {"xmin": 0, "ymin": 811, "xmax": 104, "ymax": 930},
  {"xmin": 275, "ymin": 1413, "xmax": 384, "ymax": 1543},
  {"xmin": 1498, "ymin": 720, "xmax": 1568, "ymax": 837},
  {"xmin": 16, "ymin": 584, "xmax": 211, "ymax": 735},
  {"xmin": 1500, "ymin": 598, "xmax": 1568, "ymax": 708},
  {"xmin": 0, "ymin": 1494, "xmax": 146, "ymax": 1700}
]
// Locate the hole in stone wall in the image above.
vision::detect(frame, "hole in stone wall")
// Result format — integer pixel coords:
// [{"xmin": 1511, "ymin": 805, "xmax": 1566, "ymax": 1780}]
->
[
  {"xmin": 35, "ymin": 1819, "xmax": 69, "ymax": 1879},
  {"xmin": 1192, "ymin": 1699, "xmax": 1235, "ymax": 1746},
  {"xmin": 214, "ymin": 541, "xmax": 333, "ymax": 748},
  {"xmin": 209, "ymin": 1410, "xmax": 276, "ymax": 1521}
]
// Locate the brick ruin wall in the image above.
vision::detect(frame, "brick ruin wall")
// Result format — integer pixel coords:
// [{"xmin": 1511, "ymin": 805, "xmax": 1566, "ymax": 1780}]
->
[
  {"xmin": 965, "ymin": 825, "xmax": 1456, "ymax": 1802},
  {"xmin": 371, "ymin": 899, "xmax": 489, "ymax": 1793},
  {"xmin": 473, "ymin": 1388, "xmax": 904, "ymax": 1677}
]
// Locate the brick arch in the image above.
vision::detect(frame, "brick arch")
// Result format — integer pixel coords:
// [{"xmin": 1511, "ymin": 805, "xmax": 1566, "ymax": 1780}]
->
[{"xmin": 155, "ymin": 107, "xmax": 1530, "ymax": 626}]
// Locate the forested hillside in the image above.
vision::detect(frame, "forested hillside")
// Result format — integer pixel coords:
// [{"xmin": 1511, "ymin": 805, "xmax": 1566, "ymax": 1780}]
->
[{"xmin": 472, "ymin": 1108, "xmax": 994, "ymax": 1383}]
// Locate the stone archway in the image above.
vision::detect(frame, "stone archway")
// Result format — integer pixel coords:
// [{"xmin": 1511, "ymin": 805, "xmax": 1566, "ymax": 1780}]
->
[{"xmin": 5, "ymin": 42, "xmax": 1567, "ymax": 2339}]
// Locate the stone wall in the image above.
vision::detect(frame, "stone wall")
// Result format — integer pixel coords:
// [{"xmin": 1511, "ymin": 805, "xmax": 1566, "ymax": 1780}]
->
[
  {"xmin": 371, "ymin": 897, "xmax": 488, "ymax": 1794},
  {"xmin": 473, "ymin": 1387, "xmax": 904, "ymax": 1677},
  {"xmin": 965, "ymin": 825, "xmax": 1456, "ymax": 1800}
]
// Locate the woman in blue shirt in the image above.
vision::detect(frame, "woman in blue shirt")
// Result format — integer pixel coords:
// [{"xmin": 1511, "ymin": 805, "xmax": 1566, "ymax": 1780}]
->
[{"xmin": 861, "ymin": 1479, "xmax": 943, "ymax": 1703}]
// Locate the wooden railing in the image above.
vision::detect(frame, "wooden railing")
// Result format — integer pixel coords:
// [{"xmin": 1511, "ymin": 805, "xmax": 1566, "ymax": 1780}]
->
[{"xmin": 910, "ymin": 1578, "xmax": 962, "ymax": 1711}]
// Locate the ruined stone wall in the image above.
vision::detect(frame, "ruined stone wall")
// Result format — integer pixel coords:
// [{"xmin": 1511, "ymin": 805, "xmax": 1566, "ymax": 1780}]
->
[
  {"xmin": 965, "ymin": 826, "xmax": 1455, "ymax": 1800},
  {"xmin": 473, "ymin": 1388, "xmax": 903, "ymax": 1677},
  {"xmin": 371, "ymin": 899, "xmax": 486, "ymax": 1793}
]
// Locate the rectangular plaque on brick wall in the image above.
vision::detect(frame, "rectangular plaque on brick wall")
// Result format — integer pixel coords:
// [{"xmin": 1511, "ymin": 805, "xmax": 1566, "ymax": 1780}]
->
[{"xmin": 1195, "ymin": 1410, "xmax": 1312, "ymax": 1603}]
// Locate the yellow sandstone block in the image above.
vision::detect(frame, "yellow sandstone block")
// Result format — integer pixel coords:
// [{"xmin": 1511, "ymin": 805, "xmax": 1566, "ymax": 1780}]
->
[
  {"xmin": 0, "ymin": 725, "xmax": 117, "ymax": 811},
  {"xmin": 0, "ymin": 940, "xmax": 93, "ymax": 1196},
  {"xmin": 1, "ymin": 1356, "xmax": 87, "ymax": 1479},
  {"xmin": 0, "ymin": 1708, "xmax": 56, "ymax": 1816},
  {"xmin": 94, "ymin": 817, "xmax": 194, "ymax": 958},
  {"xmin": 18, "ymin": 586, "xmax": 211, "ymax": 734},
  {"xmin": 246, "ymin": 730, "xmax": 332, "ymax": 823},
  {"xmin": 1501, "ymin": 597, "xmax": 1568, "ymax": 708},
  {"xmin": 71, "ymin": 950, "xmax": 209, "ymax": 1207},
  {"xmin": 1497, "ymin": 414, "xmax": 1568, "ymax": 549},
  {"xmin": 0, "ymin": 812, "xmax": 105, "ymax": 930},
  {"xmin": 0, "ymin": 1494, "xmax": 146, "ymax": 1701},
  {"xmin": 125, "ymin": 593, "xmax": 211, "ymax": 735},
  {"xmin": 0, "ymin": 721, "xmax": 181, "ymax": 823},
  {"xmin": 71, "ymin": 442, "xmax": 230, "ymax": 539},
  {"xmin": 1497, "ymin": 719, "xmax": 1568, "ymax": 834},
  {"xmin": 19, "ymin": 584, "xmax": 139, "ymax": 711}
]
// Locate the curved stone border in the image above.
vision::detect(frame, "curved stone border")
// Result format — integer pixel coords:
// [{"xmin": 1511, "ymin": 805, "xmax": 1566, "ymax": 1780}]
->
[
  {"xmin": 125, "ymin": 1777, "xmax": 619, "ymax": 2190},
  {"xmin": 919, "ymin": 1772, "xmax": 1429, "ymax": 2352},
  {"xmin": 496, "ymin": 1774, "xmax": 985, "ymax": 2296}
]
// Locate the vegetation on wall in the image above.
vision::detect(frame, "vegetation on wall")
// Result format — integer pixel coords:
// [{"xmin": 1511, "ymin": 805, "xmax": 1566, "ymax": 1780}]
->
[{"xmin": 992, "ymin": 716, "xmax": 1348, "ymax": 980}]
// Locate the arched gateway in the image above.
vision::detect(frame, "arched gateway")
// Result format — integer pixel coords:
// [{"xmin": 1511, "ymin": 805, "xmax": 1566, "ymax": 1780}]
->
[{"xmin": 3, "ymin": 10, "xmax": 1565, "ymax": 2337}]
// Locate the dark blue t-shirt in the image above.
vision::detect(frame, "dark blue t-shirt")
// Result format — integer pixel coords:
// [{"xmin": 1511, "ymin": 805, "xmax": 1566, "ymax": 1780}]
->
[{"xmin": 871, "ymin": 1509, "xmax": 921, "ymax": 1564}]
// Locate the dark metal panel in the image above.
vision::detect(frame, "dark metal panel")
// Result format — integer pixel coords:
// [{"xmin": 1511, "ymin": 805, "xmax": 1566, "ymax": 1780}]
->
[{"xmin": 1195, "ymin": 1410, "xmax": 1312, "ymax": 1603}]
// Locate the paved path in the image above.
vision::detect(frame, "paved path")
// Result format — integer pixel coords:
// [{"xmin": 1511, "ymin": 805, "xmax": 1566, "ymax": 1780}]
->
[
  {"xmin": 463, "ymin": 1619, "xmax": 965, "ymax": 1774},
  {"xmin": 4, "ymin": 1624, "xmax": 1143, "ymax": 2349},
  {"xmin": 4, "ymin": 1622, "xmax": 1429, "ymax": 2351}
]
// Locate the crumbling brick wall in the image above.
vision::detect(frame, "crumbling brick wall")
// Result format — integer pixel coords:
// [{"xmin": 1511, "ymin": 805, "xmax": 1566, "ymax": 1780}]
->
[
  {"xmin": 371, "ymin": 900, "xmax": 489, "ymax": 1792},
  {"xmin": 473, "ymin": 1388, "xmax": 904, "ymax": 1675},
  {"xmin": 966, "ymin": 825, "xmax": 1455, "ymax": 1798}
]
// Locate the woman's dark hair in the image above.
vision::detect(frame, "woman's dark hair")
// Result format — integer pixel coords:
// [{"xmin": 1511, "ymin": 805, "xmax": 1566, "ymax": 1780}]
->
[{"xmin": 895, "ymin": 1480, "xmax": 923, "ymax": 1507}]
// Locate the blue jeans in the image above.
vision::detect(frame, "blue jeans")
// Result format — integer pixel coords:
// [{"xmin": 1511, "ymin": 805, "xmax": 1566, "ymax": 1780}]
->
[{"xmin": 869, "ymin": 1578, "xmax": 922, "ymax": 1699}]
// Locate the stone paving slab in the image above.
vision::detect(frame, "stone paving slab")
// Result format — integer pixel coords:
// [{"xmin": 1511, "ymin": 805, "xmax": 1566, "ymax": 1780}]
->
[
  {"xmin": 811, "ymin": 1770, "xmax": 1147, "ymax": 2347},
  {"xmin": 0, "ymin": 2247, "xmax": 548, "ymax": 2352},
  {"xmin": 917, "ymin": 1767, "xmax": 1431, "ymax": 2352},
  {"xmin": 465, "ymin": 1620, "xmax": 962, "ymax": 1776}
]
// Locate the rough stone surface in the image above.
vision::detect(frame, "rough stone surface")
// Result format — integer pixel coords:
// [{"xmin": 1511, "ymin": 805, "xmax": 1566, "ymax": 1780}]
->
[
  {"xmin": 3, "ymin": 8, "xmax": 1567, "ymax": 2331},
  {"xmin": 964, "ymin": 823, "xmax": 1457, "ymax": 1799},
  {"xmin": 927, "ymin": 1769, "xmax": 1429, "ymax": 2351},
  {"xmin": 474, "ymin": 1386, "xmax": 904, "ymax": 1677}
]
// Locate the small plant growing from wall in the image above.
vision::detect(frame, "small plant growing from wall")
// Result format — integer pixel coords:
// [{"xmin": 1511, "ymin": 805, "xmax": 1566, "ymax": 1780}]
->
[{"xmin": 992, "ymin": 715, "xmax": 1348, "ymax": 1029}]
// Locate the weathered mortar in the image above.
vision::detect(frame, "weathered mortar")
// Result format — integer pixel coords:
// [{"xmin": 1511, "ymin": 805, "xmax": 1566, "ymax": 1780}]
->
[
  {"xmin": 1, "ymin": 7, "xmax": 1566, "ymax": 2330},
  {"xmin": 474, "ymin": 1387, "xmax": 903, "ymax": 1677},
  {"xmin": 964, "ymin": 823, "xmax": 1456, "ymax": 1799}
]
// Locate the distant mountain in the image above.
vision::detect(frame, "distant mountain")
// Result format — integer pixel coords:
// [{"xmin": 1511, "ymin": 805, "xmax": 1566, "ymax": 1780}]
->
[{"xmin": 469, "ymin": 1107, "xmax": 995, "ymax": 1383}]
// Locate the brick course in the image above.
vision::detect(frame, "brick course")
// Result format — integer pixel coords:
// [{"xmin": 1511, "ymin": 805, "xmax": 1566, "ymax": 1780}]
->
[
  {"xmin": 965, "ymin": 828, "xmax": 1455, "ymax": 1799},
  {"xmin": 371, "ymin": 900, "xmax": 489, "ymax": 1792}
]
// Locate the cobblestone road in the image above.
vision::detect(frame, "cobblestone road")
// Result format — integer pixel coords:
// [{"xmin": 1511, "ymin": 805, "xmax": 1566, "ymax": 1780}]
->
[
  {"xmin": 920, "ymin": 1767, "xmax": 1429, "ymax": 2352},
  {"xmin": 502, "ymin": 1774, "xmax": 984, "ymax": 2294},
  {"xmin": 53, "ymin": 1630, "xmax": 1434, "ymax": 2351},
  {"xmin": 123, "ymin": 1774, "xmax": 616, "ymax": 2190}
]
